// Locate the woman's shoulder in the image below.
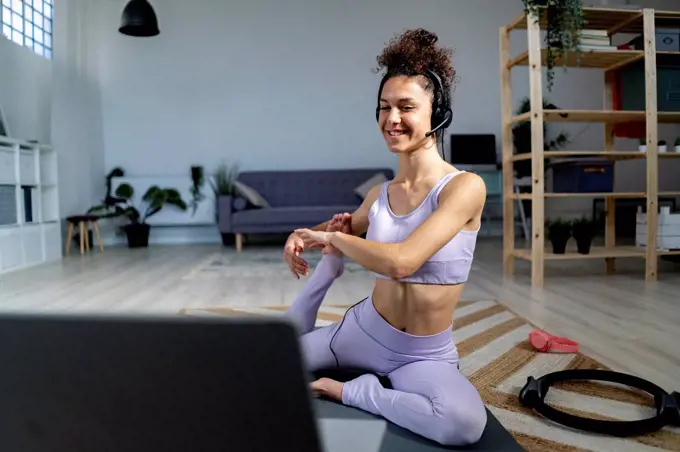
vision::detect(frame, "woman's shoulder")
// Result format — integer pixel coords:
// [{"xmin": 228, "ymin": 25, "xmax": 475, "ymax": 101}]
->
[{"xmin": 438, "ymin": 170, "xmax": 486, "ymax": 204}]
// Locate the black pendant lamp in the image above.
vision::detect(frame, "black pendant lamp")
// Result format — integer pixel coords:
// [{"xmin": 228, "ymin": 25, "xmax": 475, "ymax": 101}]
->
[{"xmin": 119, "ymin": 0, "xmax": 160, "ymax": 37}]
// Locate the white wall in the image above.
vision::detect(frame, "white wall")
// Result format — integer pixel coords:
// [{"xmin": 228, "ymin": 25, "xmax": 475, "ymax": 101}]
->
[
  {"xmin": 0, "ymin": 35, "xmax": 51, "ymax": 142},
  {"xmin": 51, "ymin": 0, "xmax": 106, "ymax": 224},
  {"xmin": 96, "ymin": 0, "xmax": 530, "ymax": 177},
  {"xmin": 0, "ymin": 0, "xmax": 106, "ymax": 232}
]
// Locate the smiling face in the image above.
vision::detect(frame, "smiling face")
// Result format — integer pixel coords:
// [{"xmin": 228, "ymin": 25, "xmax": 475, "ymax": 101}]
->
[{"xmin": 377, "ymin": 75, "xmax": 434, "ymax": 154}]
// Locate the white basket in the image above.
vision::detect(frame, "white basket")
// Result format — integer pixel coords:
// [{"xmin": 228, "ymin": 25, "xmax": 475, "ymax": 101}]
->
[{"xmin": 635, "ymin": 206, "xmax": 680, "ymax": 250}]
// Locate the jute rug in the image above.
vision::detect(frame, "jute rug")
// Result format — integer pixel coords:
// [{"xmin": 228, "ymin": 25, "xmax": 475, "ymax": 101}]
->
[{"xmin": 178, "ymin": 300, "xmax": 680, "ymax": 451}]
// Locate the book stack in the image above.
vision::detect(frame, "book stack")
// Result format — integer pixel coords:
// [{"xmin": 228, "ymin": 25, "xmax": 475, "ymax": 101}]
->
[{"xmin": 578, "ymin": 29, "xmax": 618, "ymax": 50}]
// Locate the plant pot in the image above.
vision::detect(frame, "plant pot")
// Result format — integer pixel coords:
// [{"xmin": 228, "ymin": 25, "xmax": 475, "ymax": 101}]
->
[
  {"xmin": 123, "ymin": 223, "xmax": 150, "ymax": 248},
  {"xmin": 550, "ymin": 235, "xmax": 570, "ymax": 254},
  {"xmin": 659, "ymin": 145, "xmax": 667, "ymax": 153},
  {"xmin": 674, "ymin": 145, "xmax": 680, "ymax": 153},
  {"xmin": 575, "ymin": 237, "xmax": 592, "ymax": 254},
  {"xmin": 217, "ymin": 195, "xmax": 234, "ymax": 236},
  {"xmin": 639, "ymin": 145, "xmax": 646, "ymax": 152}
]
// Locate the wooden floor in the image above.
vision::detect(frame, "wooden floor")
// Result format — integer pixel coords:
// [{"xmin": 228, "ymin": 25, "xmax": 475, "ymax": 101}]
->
[{"xmin": 1, "ymin": 238, "xmax": 678, "ymax": 392}]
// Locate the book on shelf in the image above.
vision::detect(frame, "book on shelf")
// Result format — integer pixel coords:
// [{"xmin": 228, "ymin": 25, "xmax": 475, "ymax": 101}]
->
[
  {"xmin": 578, "ymin": 44, "xmax": 619, "ymax": 51},
  {"xmin": 579, "ymin": 29, "xmax": 612, "ymax": 47},
  {"xmin": 580, "ymin": 29, "xmax": 609, "ymax": 38},
  {"xmin": 572, "ymin": 29, "xmax": 618, "ymax": 50}
]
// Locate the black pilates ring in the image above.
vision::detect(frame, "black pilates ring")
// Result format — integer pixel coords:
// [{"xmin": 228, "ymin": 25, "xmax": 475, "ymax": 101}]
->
[{"xmin": 519, "ymin": 369, "xmax": 680, "ymax": 437}]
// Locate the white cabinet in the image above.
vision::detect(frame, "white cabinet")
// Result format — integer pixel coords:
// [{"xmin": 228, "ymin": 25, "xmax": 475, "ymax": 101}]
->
[
  {"xmin": 0, "ymin": 227, "xmax": 24, "ymax": 271},
  {"xmin": 19, "ymin": 150, "xmax": 37, "ymax": 186},
  {"xmin": 43, "ymin": 222, "xmax": 62, "ymax": 262},
  {"xmin": 0, "ymin": 137, "xmax": 61, "ymax": 274},
  {"xmin": 0, "ymin": 147, "xmax": 15, "ymax": 184}
]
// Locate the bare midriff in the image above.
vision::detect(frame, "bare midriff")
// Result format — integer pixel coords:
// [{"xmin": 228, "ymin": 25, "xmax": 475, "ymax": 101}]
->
[{"xmin": 371, "ymin": 278, "xmax": 463, "ymax": 335}]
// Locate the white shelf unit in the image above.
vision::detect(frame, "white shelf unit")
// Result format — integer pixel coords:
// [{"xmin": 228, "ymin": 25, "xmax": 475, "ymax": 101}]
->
[{"xmin": 0, "ymin": 135, "xmax": 61, "ymax": 274}]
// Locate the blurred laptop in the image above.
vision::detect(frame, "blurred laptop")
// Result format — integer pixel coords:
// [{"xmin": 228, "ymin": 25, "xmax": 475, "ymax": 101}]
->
[{"xmin": 0, "ymin": 312, "xmax": 385, "ymax": 452}]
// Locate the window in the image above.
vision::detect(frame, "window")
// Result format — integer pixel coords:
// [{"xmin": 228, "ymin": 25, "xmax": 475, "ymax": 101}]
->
[{"xmin": 1, "ymin": 0, "xmax": 52, "ymax": 59}]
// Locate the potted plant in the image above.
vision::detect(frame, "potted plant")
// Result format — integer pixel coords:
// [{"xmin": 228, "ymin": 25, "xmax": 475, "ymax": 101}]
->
[
  {"xmin": 85, "ymin": 167, "xmax": 130, "ymax": 245},
  {"xmin": 522, "ymin": 0, "xmax": 586, "ymax": 91},
  {"xmin": 115, "ymin": 183, "xmax": 188, "ymax": 248},
  {"xmin": 512, "ymin": 97, "xmax": 570, "ymax": 219},
  {"xmin": 675, "ymin": 136, "xmax": 680, "ymax": 153},
  {"xmin": 659, "ymin": 140, "xmax": 667, "ymax": 153},
  {"xmin": 571, "ymin": 215, "xmax": 596, "ymax": 254},
  {"xmin": 188, "ymin": 165, "xmax": 206, "ymax": 216},
  {"xmin": 209, "ymin": 161, "xmax": 240, "ymax": 245},
  {"xmin": 638, "ymin": 138, "xmax": 646, "ymax": 153},
  {"xmin": 546, "ymin": 217, "xmax": 572, "ymax": 254},
  {"xmin": 513, "ymin": 97, "xmax": 570, "ymax": 179}
]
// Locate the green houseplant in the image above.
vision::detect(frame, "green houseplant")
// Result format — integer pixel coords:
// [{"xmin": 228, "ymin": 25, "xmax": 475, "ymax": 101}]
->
[
  {"xmin": 571, "ymin": 215, "xmax": 596, "ymax": 254},
  {"xmin": 87, "ymin": 167, "xmax": 127, "ymax": 218},
  {"xmin": 115, "ymin": 183, "xmax": 188, "ymax": 248},
  {"xmin": 189, "ymin": 165, "xmax": 206, "ymax": 216},
  {"xmin": 513, "ymin": 96, "xmax": 569, "ymax": 179},
  {"xmin": 210, "ymin": 161, "xmax": 240, "ymax": 245},
  {"xmin": 512, "ymin": 97, "xmax": 570, "ymax": 220},
  {"xmin": 522, "ymin": 0, "xmax": 586, "ymax": 91},
  {"xmin": 546, "ymin": 217, "xmax": 572, "ymax": 254},
  {"xmin": 639, "ymin": 138, "xmax": 647, "ymax": 153},
  {"xmin": 85, "ymin": 167, "xmax": 128, "ymax": 245},
  {"xmin": 658, "ymin": 140, "xmax": 667, "ymax": 154}
]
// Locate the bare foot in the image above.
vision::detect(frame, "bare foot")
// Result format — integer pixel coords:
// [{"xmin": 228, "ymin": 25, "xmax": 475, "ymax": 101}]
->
[{"xmin": 310, "ymin": 377, "xmax": 344, "ymax": 401}]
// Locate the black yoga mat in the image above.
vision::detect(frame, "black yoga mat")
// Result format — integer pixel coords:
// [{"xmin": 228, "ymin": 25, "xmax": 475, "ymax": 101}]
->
[
  {"xmin": 313, "ymin": 398, "xmax": 523, "ymax": 451},
  {"xmin": 311, "ymin": 368, "xmax": 523, "ymax": 451}
]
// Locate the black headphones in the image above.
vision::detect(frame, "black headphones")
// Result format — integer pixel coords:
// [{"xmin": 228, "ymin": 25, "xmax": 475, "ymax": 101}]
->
[{"xmin": 375, "ymin": 68, "xmax": 453, "ymax": 138}]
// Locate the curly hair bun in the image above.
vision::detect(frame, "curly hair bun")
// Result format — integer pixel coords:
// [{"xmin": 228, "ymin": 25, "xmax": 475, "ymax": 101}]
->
[
  {"xmin": 376, "ymin": 28, "xmax": 456, "ymax": 90},
  {"xmin": 406, "ymin": 28, "xmax": 438, "ymax": 48}
]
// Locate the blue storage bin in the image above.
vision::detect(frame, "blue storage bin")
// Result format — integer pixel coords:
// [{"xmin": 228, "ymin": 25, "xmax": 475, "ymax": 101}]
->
[{"xmin": 552, "ymin": 161, "xmax": 613, "ymax": 193}]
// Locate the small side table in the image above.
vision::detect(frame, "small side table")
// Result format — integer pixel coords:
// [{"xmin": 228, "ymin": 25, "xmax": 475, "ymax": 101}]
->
[{"xmin": 65, "ymin": 215, "xmax": 104, "ymax": 256}]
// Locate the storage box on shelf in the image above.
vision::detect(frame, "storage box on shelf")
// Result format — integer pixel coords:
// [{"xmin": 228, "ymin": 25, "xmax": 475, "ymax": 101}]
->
[
  {"xmin": 551, "ymin": 160, "xmax": 614, "ymax": 193},
  {"xmin": 0, "ymin": 135, "xmax": 61, "ymax": 274},
  {"xmin": 499, "ymin": 6, "xmax": 680, "ymax": 287},
  {"xmin": 636, "ymin": 206, "xmax": 680, "ymax": 251}
]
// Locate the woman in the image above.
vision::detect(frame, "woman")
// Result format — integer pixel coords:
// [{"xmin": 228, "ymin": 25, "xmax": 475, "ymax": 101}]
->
[{"xmin": 284, "ymin": 28, "xmax": 487, "ymax": 446}]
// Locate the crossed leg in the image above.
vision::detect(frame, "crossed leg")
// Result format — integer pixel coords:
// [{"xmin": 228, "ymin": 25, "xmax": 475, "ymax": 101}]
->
[{"xmin": 341, "ymin": 360, "xmax": 487, "ymax": 446}]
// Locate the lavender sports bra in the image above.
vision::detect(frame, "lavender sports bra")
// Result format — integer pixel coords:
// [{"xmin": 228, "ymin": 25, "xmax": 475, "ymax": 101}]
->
[{"xmin": 365, "ymin": 171, "xmax": 478, "ymax": 285}]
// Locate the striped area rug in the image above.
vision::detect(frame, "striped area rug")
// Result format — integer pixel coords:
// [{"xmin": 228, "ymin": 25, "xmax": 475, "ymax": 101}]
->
[{"xmin": 178, "ymin": 300, "xmax": 680, "ymax": 451}]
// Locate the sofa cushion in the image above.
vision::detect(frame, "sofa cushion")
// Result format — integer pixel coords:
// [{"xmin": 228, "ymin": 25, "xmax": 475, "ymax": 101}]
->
[
  {"xmin": 234, "ymin": 181, "xmax": 270, "ymax": 208},
  {"xmin": 354, "ymin": 172, "xmax": 388, "ymax": 199},
  {"xmin": 232, "ymin": 205, "xmax": 359, "ymax": 229}
]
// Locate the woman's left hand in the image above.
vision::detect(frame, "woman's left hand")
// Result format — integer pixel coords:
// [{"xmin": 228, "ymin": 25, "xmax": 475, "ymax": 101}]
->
[{"xmin": 294, "ymin": 229, "xmax": 331, "ymax": 249}]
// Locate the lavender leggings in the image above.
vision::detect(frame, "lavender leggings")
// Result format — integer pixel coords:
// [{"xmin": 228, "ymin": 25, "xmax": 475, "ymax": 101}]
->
[{"xmin": 286, "ymin": 254, "xmax": 487, "ymax": 446}]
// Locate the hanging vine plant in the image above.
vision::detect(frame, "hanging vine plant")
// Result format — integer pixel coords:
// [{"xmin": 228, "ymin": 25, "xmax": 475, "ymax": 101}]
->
[{"xmin": 522, "ymin": 0, "xmax": 586, "ymax": 91}]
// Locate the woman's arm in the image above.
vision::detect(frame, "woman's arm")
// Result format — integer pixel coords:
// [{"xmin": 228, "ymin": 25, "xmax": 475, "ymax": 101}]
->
[
  {"xmin": 284, "ymin": 183, "xmax": 382, "ymax": 277},
  {"xmin": 292, "ymin": 183, "xmax": 381, "ymax": 237},
  {"xmin": 297, "ymin": 173, "xmax": 486, "ymax": 278}
]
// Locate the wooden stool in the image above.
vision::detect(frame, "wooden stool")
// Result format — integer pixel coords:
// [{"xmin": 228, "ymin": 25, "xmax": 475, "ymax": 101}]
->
[{"xmin": 65, "ymin": 215, "xmax": 104, "ymax": 256}]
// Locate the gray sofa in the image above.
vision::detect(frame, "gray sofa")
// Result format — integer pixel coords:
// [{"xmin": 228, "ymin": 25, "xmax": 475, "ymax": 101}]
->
[{"xmin": 219, "ymin": 168, "xmax": 394, "ymax": 250}]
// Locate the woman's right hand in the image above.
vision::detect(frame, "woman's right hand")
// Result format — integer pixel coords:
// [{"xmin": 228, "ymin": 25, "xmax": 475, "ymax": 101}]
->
[{"xmin": 284, "ymin": 232, "xmax": 308, "ymax": 278}]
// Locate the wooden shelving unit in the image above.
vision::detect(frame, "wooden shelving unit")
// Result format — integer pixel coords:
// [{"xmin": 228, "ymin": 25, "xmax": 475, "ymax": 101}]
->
[{"xmin": 499, "ymin": 6, "xmax": 680, "ymax": 287}]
